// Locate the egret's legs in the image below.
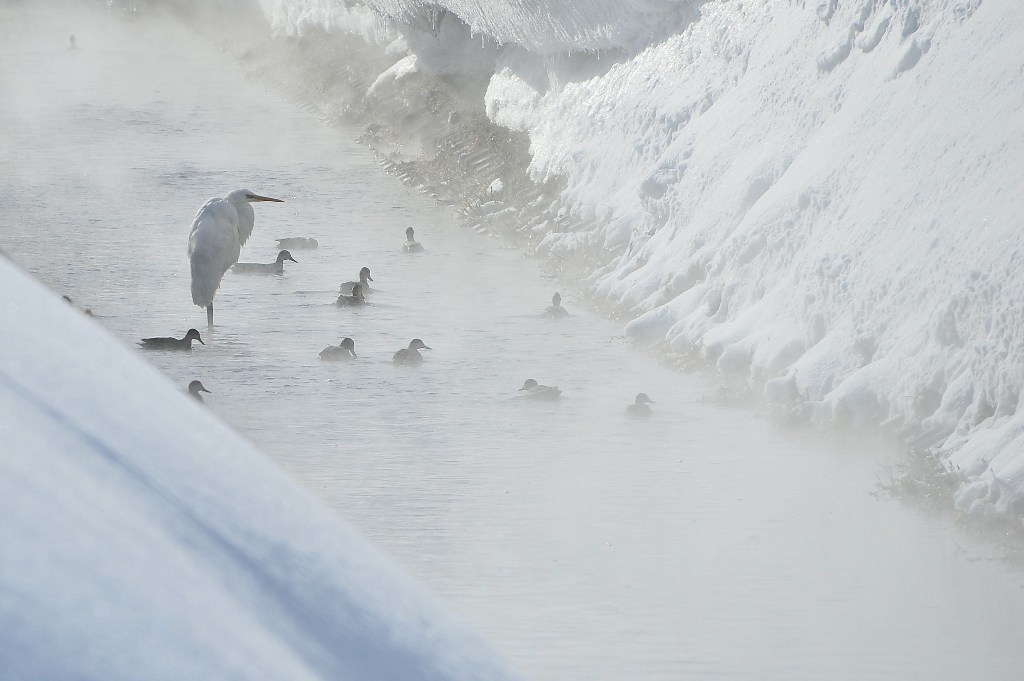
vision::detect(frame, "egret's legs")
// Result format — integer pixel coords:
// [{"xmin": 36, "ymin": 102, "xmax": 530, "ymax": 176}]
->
[{"xmin": 207, "ymin": 303, "xmax": 214, "ymax": 328}]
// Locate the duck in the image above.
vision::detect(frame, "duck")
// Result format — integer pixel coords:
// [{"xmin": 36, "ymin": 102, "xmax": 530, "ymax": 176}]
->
[
  {"xmin": 232, "ymin": 250, "xmax": 297, "ymax": 274},
  {"xmin": 275, "ymin": 237, "xmax": 318, "ymax": 249},
  {"xmin": 393, "ymin": 338, "xmax": 431, "ymax": 365},
  {"xmin": 339, "ymin": 267, "xmax": 373, "ymax": 295},
  {"xmin": 544, "ymin": 292, "xmax": 570, "ymax": 318},
  {"xmin": 139, "ymin": 328, "xmax": 204, "ymax": 351},
  {"xmin": 188, "ymin": 380, "xmax": 211, "ymax": 403},
  {"xmin": 319, "ymin": 337, "xmax": 357, "ymax": 360},
  {"xmin": 403, "ymin": 227, "xmax": 424, "ymax": 253},
  {"xmin": 519, "ymin": 379, "xmax": 561, "ymax": 400},
  {"xmin": 336, "ymin": 283, "xmax": 365, "ymax": 306},
  {"xmin": 232, "ymin": 249, "xmax": 296, "ymax": 274},
  {"xmin": 625, "ymin": 393, "xmax": 655, "ymax": 418}
]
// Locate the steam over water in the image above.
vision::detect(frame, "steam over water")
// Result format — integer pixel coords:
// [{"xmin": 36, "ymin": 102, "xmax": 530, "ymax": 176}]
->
[{"xmin": 3, "ymin": 5, "xmax": 1024, "ymax": 680}]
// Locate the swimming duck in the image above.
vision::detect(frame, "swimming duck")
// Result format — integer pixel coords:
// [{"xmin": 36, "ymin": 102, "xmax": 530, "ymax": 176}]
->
[
  {"xmin": 393, "ymin": 338, "xmax": 431, "ymax": 365},
  {"xmin": 403, "ymin": 227, "xmax": 424, "ymax": 253},
  {"xmin": 625, "ymin": 393, "xmax": 655, "ymax": 418},
  {"xmin": 319, "ymin": 337, "xmax": 357, "ymax": 360},
  {"xmin": 336, "ymin": 283, "xmax": 365, "ymax": 306},
  {"xmin": 275, "ymin": 237, "xmax": 319, "ymax": 249},
  {"xmin": 519, "ymin": 378, "xmax": 561, "ymax": 400},
  {"xmin": 544, "ymin": 292, "xmax": 570, "ymax": 318},
  {"xmin": 139, "ymin": 328, "xmax": 204, "ymax": 351},
  {"xmin": 339, "ymin": 267, "xmax": 373, "ymax": 295},
  {"xmin": 232, "ymin": 250, "xmax": 297, "ymax": 274},
  {"xmin": 188, "ymin": 380, "xmax": 211, "ymax": 403}
]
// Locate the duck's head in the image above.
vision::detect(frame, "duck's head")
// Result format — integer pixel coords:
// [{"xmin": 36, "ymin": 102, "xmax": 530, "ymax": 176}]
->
[
  {"xmin": 309, "ymin": 238, "xmax": 319, "ymax": 247},
  {"xmin": 359, "ymin": 266, "xmax": 373, "ymax": 282},
  {"xmin": 520, "ymin": 379, "xmax": 539, "ymax": 391},
  {"xmin": 552, "ymin": 292, "xmax": 561, "ymax": 306},
  {"xmin": 188, "ymin": 380, "xmax": 211, "ymax": 394},
  {"xmin": 186, "ymin": 328, "xmax": 205, "ymax": 345},
  {"xmin": 277, "ymin": 250, "xmax": 297, "ymax": 263},
  {"xmin": 341, "ymin": 337, "xmax": 356, "ymax": 356},
  {"xmin": 635, "ymin": 393, "xmax": 654, "ymax": 405},
  {"xmin": 406, "ymin": 227, "xmax": 415, "ymax": 240},
  {"xmin": 409, "ymin": 338, "xmax": 431, "ymax": 350}
]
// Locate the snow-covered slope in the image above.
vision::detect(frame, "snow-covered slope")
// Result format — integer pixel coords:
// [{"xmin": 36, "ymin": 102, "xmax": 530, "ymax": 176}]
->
[
  {"xmin": 0, "ymin": 255, "xmax": 518, "ymax": 680},
  {"xmin": 261, "ymin": 0, "xmax": 696, "ymax": 53},
  {"xmin": 258, "ymin": 0, "xmax": 1024, "ymax": 522}
]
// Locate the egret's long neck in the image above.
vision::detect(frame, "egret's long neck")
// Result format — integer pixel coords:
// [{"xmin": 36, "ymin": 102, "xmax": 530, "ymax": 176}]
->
[{"xmin": 235, "ymin": 200, "xmax": 256, "ymax": 246}]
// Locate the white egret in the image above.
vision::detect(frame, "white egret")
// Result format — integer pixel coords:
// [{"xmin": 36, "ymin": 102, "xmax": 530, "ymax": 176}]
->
[{"xmin": 187, "ymin": 188, "xmax": 283, "ymax": 327}]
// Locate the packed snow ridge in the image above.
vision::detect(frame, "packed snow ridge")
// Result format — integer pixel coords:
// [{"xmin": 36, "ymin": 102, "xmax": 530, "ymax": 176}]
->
[{"xmin": 258, "ymin": 0, "xmax": 1024, "ymax": 523}]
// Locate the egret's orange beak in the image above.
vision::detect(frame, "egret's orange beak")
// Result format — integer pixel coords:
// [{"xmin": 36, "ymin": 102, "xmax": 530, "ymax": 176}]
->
[{"xmin": 251, "ymin": 194, "xmax": 284, "ymax": 202}]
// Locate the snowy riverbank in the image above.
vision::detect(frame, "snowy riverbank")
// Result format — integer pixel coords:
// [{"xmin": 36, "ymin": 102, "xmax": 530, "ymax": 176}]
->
[{"xmin": 254, "ymin": 0, "xmax": 1024, "ymax": 524}]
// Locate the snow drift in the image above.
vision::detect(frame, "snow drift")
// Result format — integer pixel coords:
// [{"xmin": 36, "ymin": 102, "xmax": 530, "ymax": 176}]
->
[
  {"xmin": 0, "ymin": 255, "xmax": 518, "ymax": 680},
  {"xmin": 256, "ymin": 0, "xmax": 1024, "ymax": 521}
]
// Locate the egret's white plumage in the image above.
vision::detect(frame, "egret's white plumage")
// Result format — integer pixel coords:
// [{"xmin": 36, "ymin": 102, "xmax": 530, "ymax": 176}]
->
[{"xmin": 187, "ymin": 188, "xmax": 283, "ymax": 326}]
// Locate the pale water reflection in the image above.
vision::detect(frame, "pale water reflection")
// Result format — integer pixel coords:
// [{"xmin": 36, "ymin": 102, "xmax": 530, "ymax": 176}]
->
[{"xmin": 1, "ymin": 6, "xmax": 1023, "ymax": 681}]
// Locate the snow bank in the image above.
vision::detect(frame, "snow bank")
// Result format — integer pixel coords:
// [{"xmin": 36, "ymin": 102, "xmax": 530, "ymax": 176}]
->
[
  {"xmin": 0, "ymin": 257, "xmax": 518, "ymax": 680},
  {"xmin": 257, "ymin": 0, "xmax": 1024, "ymax": 522},
  {"xmin": 262, "ymin": 0, "xmax": 699, "ymax": 53}
]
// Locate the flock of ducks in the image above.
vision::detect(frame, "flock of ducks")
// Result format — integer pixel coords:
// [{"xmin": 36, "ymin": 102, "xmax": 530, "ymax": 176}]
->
[{"xmin": 137, "ymin": 208, "xmax": 654, "ymax": 417}]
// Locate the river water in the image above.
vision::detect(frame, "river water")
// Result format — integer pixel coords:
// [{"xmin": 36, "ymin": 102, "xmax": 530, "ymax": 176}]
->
[{"xmin": 2, "ymin": 6, "xmax": 1023, "ymax": 680}]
